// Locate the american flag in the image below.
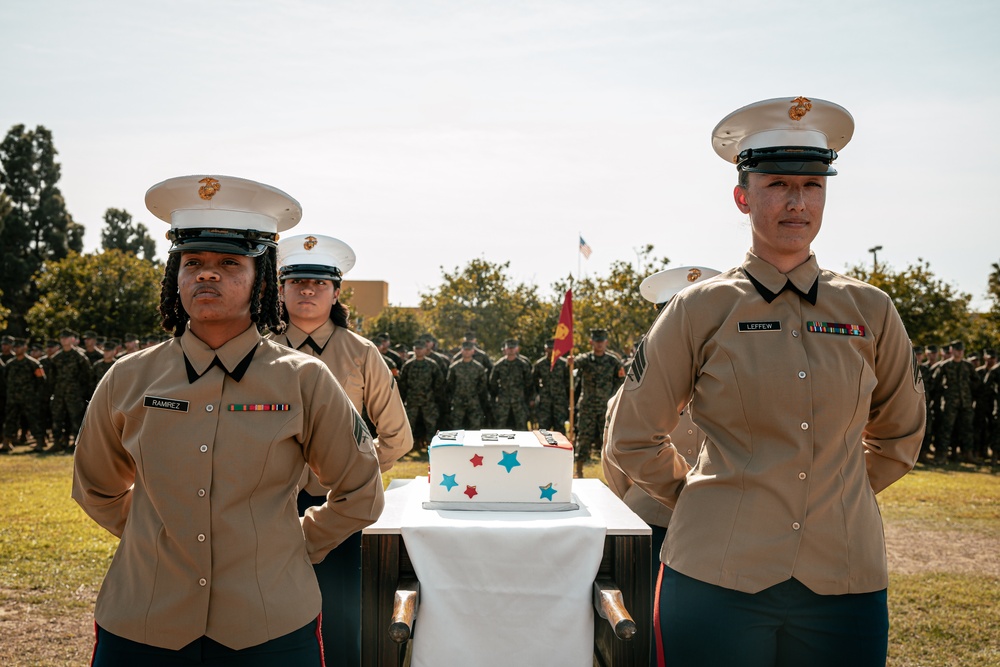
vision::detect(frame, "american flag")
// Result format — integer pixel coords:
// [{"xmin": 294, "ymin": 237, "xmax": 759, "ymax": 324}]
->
[{"xmin": 579, "ymin": 235, "xmax": 592, "ymax": 259}]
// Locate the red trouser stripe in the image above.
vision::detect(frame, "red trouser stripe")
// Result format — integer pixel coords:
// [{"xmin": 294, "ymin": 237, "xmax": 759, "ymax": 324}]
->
[{"xmin": 653, "ymin": 562, "xmax": 666, "ymax": 667}]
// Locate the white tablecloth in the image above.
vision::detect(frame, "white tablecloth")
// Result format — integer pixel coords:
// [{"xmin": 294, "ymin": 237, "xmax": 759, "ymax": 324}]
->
[{"xmin": 398, "ymin": 478, "xmax": 607, "ymax": 667}]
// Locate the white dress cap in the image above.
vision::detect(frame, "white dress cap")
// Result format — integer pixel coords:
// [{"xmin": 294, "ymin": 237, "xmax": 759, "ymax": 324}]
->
[
  {"xmin": 712, "ymin": 96, "xmax": 854, "ymax": 164},
  {"xmin": 146, "ymin": 175, "xmax": 302, "ymax": 256},
  {"xmin": 278, "ymin": 234, "xmax": 357, "ymax": 281},
  {"xmin": 640, "ymin": 266, "xmax": 721, "ymax": 305}
]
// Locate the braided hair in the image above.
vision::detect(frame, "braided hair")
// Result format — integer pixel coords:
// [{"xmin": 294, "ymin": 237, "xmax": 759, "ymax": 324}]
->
[
  {"xmin": 159, "ymin": 253, "xmax": 186, "ymax": 336},
  {"xmin": 159, "ymin": 248, "xmax": 286, "ymax": 337}
]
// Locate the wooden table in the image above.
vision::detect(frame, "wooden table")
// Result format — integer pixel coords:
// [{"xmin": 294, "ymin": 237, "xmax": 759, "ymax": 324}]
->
[{"xmin": 361, "ymin": 478, "xmax": 652, "ymax": 666}]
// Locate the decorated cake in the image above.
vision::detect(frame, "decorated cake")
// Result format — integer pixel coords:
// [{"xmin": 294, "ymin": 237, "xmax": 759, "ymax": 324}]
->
[{"xmin": 425, "ymin": 429, "xmax": 576, "ymax": 510}]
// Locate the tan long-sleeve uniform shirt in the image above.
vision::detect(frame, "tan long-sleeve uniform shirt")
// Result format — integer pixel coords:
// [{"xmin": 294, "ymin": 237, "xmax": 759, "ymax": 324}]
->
[
  {"xmin": 603, "ymin": 388, "xmax": 704, "ymax": 529},
  {"xmin": 274, "ymin": 320, "xmax": 412, "ymax": 473},
  {"xmin": 608, "ymin": 251, "xmax": 925, "ymax": 595},
  {"xmin": 72, "ymin": 325, "xmax": 385, "ymax": 650}
]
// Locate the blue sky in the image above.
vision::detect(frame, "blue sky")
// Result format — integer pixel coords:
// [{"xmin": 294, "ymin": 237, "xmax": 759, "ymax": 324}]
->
[{"xmin": 3, "ymin": 0, "xmax": 998, "ymax": 309}]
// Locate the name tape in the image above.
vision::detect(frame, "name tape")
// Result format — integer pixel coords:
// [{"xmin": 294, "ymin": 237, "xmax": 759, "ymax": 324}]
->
[
  {"xmin": 738, "ymin": 321, "xmax": 781, "ymax": 332},
  {"xmin": 143, "ymin": 396, "xmax": 190, "ymax": 412}
]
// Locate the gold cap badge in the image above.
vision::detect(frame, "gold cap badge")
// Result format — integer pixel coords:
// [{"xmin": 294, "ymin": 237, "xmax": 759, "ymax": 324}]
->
[
  {"xmin": 303, "ymin": 236, "xmax": 317, "ymax": 251},
  {"xmin": 687, "ymin": 268, "xmax": 702, "ymax": 282},
  {"xmin": 197, "ymin": 177, "xmax": 221, "ymax": 200},
  {"xmin": 788, "ymin": 96, "xmax": 812, "ymax": 121}
]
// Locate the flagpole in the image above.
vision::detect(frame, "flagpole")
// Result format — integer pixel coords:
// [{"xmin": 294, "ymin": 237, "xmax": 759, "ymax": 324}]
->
[{"xmin": 577, "ymin": 230, "xmax": 581, "ymax": 282}]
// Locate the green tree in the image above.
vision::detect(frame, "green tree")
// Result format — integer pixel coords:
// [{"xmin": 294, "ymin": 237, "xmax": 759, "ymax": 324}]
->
[
  {"xmin": 989, "ymin": 261, "xmax": 1000, "ymax": 309},
  {"xmin": 968, "ymin": 261, "xmax": 1000, "ymax": 354},
  {"xmin": 848, "ymin": 259, "xmax": 972, "ymax": 345},
  {"xmin": 0, "ymin": 124, "xmax": 84, "ymax": 333},
  {"xmin": 25, "ymin": 250, "xmax": 163, "ymax": 341},
  {"xmin": 556, "ymin": 244, "xmax": 670, "ymax": 355},
  {"xmin": 418, "ymin": 258, "xmax": 553, "ymax": 355},
  {"xmin": 360, "ymin": 305, "xmax": 427, "ymax": 347},
  {"xmin": 0, "ymin": 287, "xmax": 9, "ymax": 333},
  {"xmin": 101, "ymin": 207, "xmax": 157, "ymax": 260}
]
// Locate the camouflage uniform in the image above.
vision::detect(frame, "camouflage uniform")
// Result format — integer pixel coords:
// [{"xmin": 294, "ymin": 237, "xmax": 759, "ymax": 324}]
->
[
  {"xmin": 92, "ymin": 357, "xmax": 117, "ymax": 385},
  {"xmin": 380, "ymin": 353, "xmax": 398, "ymax": 376},
  {"xmin": 446, "ymin": 358, "xmax": 490, "ymax": 429},
  {"xmin": 452, "ymin": 346, "xmax": 493, "ymax": 374},
  {"xmin": 917, "ymin": 360, "xmax": 936, "ymax": 462},
  {"xmin": 532, "ymin": 354, "xmax": 569, "ymax": 433},
  {"xmin": 489, "ymin": 356, "xmax": 533, "ymax": 430},
  {"xmin": 4, "ymin": 354, "xmax": 47, "ymax": 449},
  {"xmin": 38, "ymin": 351, "xmax": 55, "ymax": 434},
  {"xmin": 979, "ymin": 362, "xmax": 999, "ymax": 465},
  {"xmin": 574, "ymin": 350, "xmax": 625, "ymax": 461},
  {"xmin": 422, "ymin": 337, "xmax": 453, "ymax": 417},
  {"xmin": 973, "ymin": 358, "xmax": 995, "ymax": 461},
  {"xmin": 49, "ymin": 346, "xmax": 94, "ymax": 449},
  {"xmin": 383, "ymin": 348, "xmax": 404, "ymax": 371},
  {"xmin": 399, "ymin": 356, "xmax": 443, "ymax": 443},
  {"xmin": 935, "ymin": 356, "xmax": 979, "ymax": 462},
  {"xmin": 0, "ymin": 359, "xmax": 5, "ymax": 449}
]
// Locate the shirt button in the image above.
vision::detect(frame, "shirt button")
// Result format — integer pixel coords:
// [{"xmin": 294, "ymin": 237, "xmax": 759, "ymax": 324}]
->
[
  {"xmin": 199, "ymin": 578, "xmax": 207, "ymax": 586},
  {"xmin": 792, "ymin": 522, "xmax": 801, "ymax": 530},
  {"xmin": 687, "ymin": 429, "xmax": 694, "ymax": 435},
  {"xmin": 200, "ymin": 445, "xmax": 208, "ymax": 453},
  {"xmin": 198, "ymin": 488, "xmax": 206, "ymax": 497},
  {"xmin": 798, "ymin": 371, "xmax": 807, "ymax": 379},
  {"xmin": 798, "ymin": 472, "xmax": 807, "ymax": 480},
  {"xmin": 197, "ymin": 534, "xmax": 206, "ymax": 542},
  {"xmin": 792, "ymin": 330, "xmax": 799, "ymax": 338},
  {"xmin": 800, "ymin": 422, "xmax": 809, "ymax": 430},
  {"xmin": 206, "ymin": 404, "xmax": 214, "ymax": 413}
]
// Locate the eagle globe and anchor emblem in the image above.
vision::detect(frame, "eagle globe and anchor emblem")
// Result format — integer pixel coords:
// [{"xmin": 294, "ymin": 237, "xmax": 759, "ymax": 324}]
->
[{"xmin": 197, "ymin": 177, "xmax": 221, "ymax": 200}]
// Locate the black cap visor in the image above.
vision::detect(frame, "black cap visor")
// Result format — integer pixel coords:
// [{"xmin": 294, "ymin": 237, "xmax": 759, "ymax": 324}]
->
[
  {"xmin": 168, "ymin": 228, "xmax": 277, "ymax": 257},
  {"xmin": 737, "ymin": 146, "xmax": 838, "ymax": 176},
  {"xmin": 278, "ymin": 264, "xmax": 344, "ymax": 282}
]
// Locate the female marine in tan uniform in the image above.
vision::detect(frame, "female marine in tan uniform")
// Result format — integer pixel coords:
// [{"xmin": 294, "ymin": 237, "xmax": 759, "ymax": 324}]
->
[
  {"xmin": 274, "ymin": 233, "xmax": 412, "ymax": 666},
  {"xmin": 608, "ymin": 98, "xmax": 925, "ymax": 667},
  {"xmin": 73, "ymin": 175, "xmax": 385, "ymax": 666}
]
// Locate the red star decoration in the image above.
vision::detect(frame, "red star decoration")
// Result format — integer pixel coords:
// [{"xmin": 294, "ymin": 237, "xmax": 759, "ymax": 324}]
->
[
  {"xmin": 464, "ymin": 485, "xmax": 478, "ymax": 499},
  {"xmin": 470, "ymin": 454, "xmax": 484, "ymax": 467}
]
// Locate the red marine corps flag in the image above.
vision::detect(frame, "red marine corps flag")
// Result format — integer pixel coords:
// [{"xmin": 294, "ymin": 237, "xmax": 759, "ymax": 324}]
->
[{"xmin": 551, "ymin": 289, "xmax": 573, "ymax": 369}]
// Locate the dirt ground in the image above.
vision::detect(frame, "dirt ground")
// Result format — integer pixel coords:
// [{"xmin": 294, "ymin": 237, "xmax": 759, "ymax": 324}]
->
[
  {"xmin": 1, "ymin": 519, "xmax": 997, "ymax": 665},
  {"xmin": 884, "ymin": 521, "xmax": 1000, "ymax": 577}
]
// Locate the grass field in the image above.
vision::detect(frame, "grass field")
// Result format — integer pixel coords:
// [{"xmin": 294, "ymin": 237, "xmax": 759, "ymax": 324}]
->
[{"xmin": 0, "ymin": 451, "xmax": 997, "ymax": 666}]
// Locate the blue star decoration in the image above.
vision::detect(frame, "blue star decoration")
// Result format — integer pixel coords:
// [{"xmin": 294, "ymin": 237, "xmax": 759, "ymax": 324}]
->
[
  {"xmin": 498, "ymin": 450, "xmax": 521, "ymax": 473},
  {"xmin": 440, "ymin": 473, "xmax": 458, "ymax": 491},
  {"xmin": 539, "ymin": 483, "xmax": 558, "ymax": 501}
]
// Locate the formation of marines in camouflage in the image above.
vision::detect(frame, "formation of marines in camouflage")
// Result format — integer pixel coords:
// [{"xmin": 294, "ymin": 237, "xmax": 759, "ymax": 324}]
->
[
  {"xmin": 385, "ymin": 329, "xmax": 621, "ymax": 472},
  {"xmin": 0, "ymin": 329, "xmax": 168, "ymax": 454},
  {"xmin": 916, "ymin": 341, "xmax": 999, "ymax": 466},
  {"xmin": 5, "ymin": 322, "xmax": 995, "ymax": 470}
]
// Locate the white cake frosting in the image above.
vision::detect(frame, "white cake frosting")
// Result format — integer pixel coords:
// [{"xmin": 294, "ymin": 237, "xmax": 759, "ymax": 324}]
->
[{"xmin": 426, "ymin": 429, "xmax": 575, "ymax": 510}]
